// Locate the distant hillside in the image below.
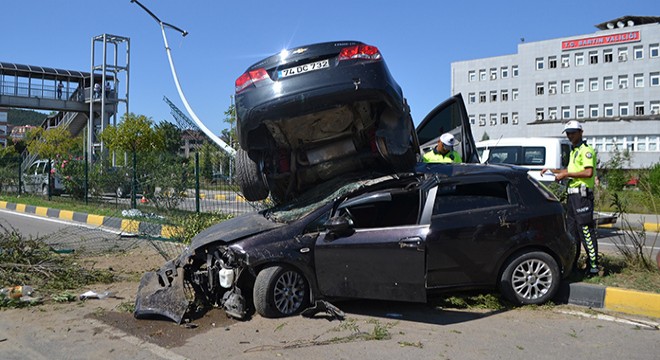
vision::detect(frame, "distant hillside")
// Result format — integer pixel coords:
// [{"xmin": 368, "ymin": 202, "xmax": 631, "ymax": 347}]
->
[{"xmin": 7, "ymin": 109, "xmax": 49, "ymax": 126}]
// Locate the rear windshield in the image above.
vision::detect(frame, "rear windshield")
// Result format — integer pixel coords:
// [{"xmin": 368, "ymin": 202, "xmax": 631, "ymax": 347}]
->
[{"xmin": 482, "ymin": 146, "xmax": 546, "ymax": 166}]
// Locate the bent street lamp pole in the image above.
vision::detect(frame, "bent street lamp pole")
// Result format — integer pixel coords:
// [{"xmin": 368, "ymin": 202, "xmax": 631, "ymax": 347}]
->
[{"xmin": 130, "ymin": 0, "xmax": 236, "ymax": 157}]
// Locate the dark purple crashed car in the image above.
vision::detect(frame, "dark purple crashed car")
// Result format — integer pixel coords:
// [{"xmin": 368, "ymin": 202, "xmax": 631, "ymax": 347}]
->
[
  {"xmin": 135, "ymin": 164, "xmax": 574, "ymax": 323},
  {"xmin": 233, "ymin": 41, "xmax": 419, "ymax": 203}
]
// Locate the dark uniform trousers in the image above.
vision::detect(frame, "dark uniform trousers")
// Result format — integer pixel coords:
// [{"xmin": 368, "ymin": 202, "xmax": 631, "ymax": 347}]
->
[{"xmin": 566, "ymin": 189, "xmax": 598, "ymax": 271}]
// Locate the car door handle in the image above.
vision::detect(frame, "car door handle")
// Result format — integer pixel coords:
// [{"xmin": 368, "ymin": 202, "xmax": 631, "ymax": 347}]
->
[{"xmin": 399, "ymin": 237, "xmax": 422, "ymax": 249}]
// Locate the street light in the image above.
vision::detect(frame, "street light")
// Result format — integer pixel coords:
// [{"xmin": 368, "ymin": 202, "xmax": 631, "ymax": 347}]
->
[{"xmin": 130, "ymin": 0, "xmax": 236, "ymax": 157}]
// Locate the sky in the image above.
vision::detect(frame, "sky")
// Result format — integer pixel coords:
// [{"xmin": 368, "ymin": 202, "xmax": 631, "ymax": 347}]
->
[{"xmin": 2, "ymin": 0, "xmax": 657, "ymax": 136}]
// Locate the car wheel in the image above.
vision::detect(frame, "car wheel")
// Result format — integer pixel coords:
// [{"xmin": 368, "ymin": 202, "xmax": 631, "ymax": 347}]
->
[
  {"xmin": 236, "ymin": 148, "xmax": 269, "ymax": 202},
  {"xmin": 253, "ymin": 266, "xmax": 310, "ymax": 318},
  {"xmin": 500, "ymin": 251, "xmax": 560, "ymax": 305}
]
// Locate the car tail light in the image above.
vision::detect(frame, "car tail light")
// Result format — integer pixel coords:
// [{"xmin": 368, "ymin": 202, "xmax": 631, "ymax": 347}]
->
[
  {"xmin": 338, "ymin": 45, "xmax": 382, "ymax": 61},
  {"xmin": 235, "ymin": 68, "xmax": 269, "ymax": 93}
]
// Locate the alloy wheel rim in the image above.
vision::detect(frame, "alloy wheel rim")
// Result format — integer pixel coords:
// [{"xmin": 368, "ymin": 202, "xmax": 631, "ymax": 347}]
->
[
  {"xmin": 273, "ymin": 270, "xmax": 305, "ymax": 315},
  {"xmin": 511, "ymin": 259, "xmax": 553, "ymax": 300}
]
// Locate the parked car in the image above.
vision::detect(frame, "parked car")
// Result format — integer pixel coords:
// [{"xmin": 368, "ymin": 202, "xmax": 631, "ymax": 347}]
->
[
  {"xmin": 476, "ymin": 137, "xmax": 571, "ymax": 184},
  {"xmin": 22, "ymin": 159, "xmax": 64, "ymax": 196},
  {"xmin": 234, "ymin": 40, "xmax": 422, "ymax": 203},
  {"xmin": 135, "ymin": 164, "xmax": 574, "ymax": 323}
]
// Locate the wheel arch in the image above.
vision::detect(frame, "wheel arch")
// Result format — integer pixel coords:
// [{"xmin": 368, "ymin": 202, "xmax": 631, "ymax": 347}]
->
[{"xmin": 495, "ymin": 245, "xmax": 565, "ymax": 286}]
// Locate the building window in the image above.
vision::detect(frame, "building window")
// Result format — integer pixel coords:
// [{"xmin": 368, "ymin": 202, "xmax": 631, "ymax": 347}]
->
[
  {"xmin": 479, "ymin": 114, "xmax": 486, "ymax": 126},
  {"xmin": 548, "ymin": 82, "xmax": 557, "ymax": 95},
  {"xmin": 589, "ymin": 78, "xmax": 599, "ymax": 91},
  {"xmin": 501, "ymin": 90, "xmax": 509, "ymax": 101},
  {"xmin": 575, "ymin": 79, "xmax": 585, "ymax": 92},
  {"xmin": 576, "ymin": 106, "xmax": 585, "ymax": 119},
  {"xmin": 651, "ymin": 44, "xmax": 659, "ymax": 58},
  {"xmin": 479, "ymin": 92, "xmax": 486, "ymax": 103},
  {"xmin": 589, "ymin": 104, "xmax": 599, "ymax": 118},
  {"xmin": 635, "ymin": 103, "xmax": 644, "ymax": 116},
  {"xmin": 561, "ymin": 80, "xmax": 570, "ymax": 94},
  {"xmin": 604, "ymin": 50, "xmax": 613, "ymax": 63},
  {"xmin": 469, "ymin": 115, "xmax": 475, "ymax": 125},
  {"xmin": 512, "ymin": 112, "xmax": 519, "ymax": 125},
  {"xmin": 468, "ymin": 92, "xmax": 476, "ymax": 104},
  {"xmin": 536, "ymin": 83, "xmax": 545, "ymax": 95},
  {"xmin": 535, "ymin": 109, "xmax": 544, "ymax": 121},
  {"xmin": 501, "ymin": 114, "xmax": 509, "ymax": 124},
  {"xmin": 604, "ymin": 76, "xmax": 613, "ymax": 90},
  {"xmin": 562, "ymin": 106, "xmax": 571, "ymax": 119},
  {"xmin": 589, "ymin": 51, "xmax": 598, "ymax": 64},
  {"xmin": 490, "ymin": 68, "xmax": 497, "ymax": 80},
  {"xmin": 604, "ymin": 104, "xmax": 614, "ymax": 117},
  {"xmin": 512, "ymin": 65, "xmax": 519, "ymax": 77},
  {"xmin": 619, "ymin": 103, "xmax": 629, "ymax": 116},
  {"xmin": 548, "ymin": 107, "xmax": 557, "ymax": 120},
  {"xmin": 618, "ymin": 48, "xmax": 628, "ymax": 62},
  {"xmin": 549, "ymin": 56, "xmax": 557, "ymax": 69},
  {"xmin": 468, "ymin": 71, "xmax": 476, "ymax": 82},
  {"xmin": 490, "ymin": 90, "xmax": 497, "ymax": 102},
  {"xmin": 650, "ymin": 101, "xmax": 660, "ymax": 115},
  {"xmin": 618, "ymin": 75, "xmax": 629, "ymax": 89},
  {"xmin": 490, "ymin": 114, "xmax": 497, "ymax": 125},
  {"xmin": 575, "ymin": 53, "xmax": 584, "ymax": 66},
  {"xmin": 501, "ymin": 67, "xmax": 509, "ymax": 78},
  {"xmin": 479, "ymin": 69, "xmax": 486, "ymax": 81},
  {"xmin": 536, "ymin": 58, "xmax": 544, "ymax": 70},
  {"xmin": 650, "ymin": 72, "xmax": 659, "ymax": 87},
  {"xmin": 512, "ymin": 89, "xmax": 519, "ymax": 100},
  {"xmin": 561, "ymin": 55, "xmax": 570, "ymax": 68},
  {"xmin": 634, "ymin": 46, "xmax": 644, "ymax": 60},
  {"xmin": 634, "ymin": 73, "xmax": 644, "ymax": 88}
]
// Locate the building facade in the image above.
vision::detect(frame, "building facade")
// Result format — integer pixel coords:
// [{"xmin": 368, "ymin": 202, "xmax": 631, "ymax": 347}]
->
[{"xmin": 451, "ymin": 16, "xmax": 660, "ymax": 169}]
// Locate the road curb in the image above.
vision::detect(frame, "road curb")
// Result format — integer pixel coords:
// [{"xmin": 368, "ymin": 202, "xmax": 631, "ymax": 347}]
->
[
  {"xmin": 0, "ymin": 200, "xmax": 178, "ymax": 239},
  {"xmin": 558, "ymin": 281, "xmax": 660, "ymax": 319}
]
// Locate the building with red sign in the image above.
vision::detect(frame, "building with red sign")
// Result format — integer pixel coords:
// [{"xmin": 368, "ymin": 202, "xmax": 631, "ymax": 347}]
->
[{"xmin": 451, "ymin": 16, "xmax": 660, "ymax": 169}]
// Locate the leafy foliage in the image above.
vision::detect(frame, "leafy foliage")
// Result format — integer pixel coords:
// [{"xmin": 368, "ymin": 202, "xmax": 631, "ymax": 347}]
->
[
  {"xmin": 7, "ymin": 109, "xmax": 47, "ymax": 126},
  {"xmin": 170, "ymin": 212, "xmax": 233, "ymax": 244},
  {"xmin": 26, "ymin": 126, "xmax": 83, "ymax": 160}
]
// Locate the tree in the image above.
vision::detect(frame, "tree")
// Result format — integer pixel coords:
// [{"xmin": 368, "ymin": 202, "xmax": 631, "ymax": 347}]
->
[
  {"xmin": 155, "ymin": 121, "xmax": 182, "ymax": 155},
  {"xmin": 221, "ymin": 100, "xmax": 237, "ymax": 150},
  {"xmin": 26, "ymin": 126, "xmax": 82, "ymax": 160},
  {"xmin": 99, "ymin": 113, "xmax": 163, "ymax": 207}
]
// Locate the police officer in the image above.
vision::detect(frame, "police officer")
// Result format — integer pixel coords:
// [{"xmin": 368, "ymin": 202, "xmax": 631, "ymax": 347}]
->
[
  {"xmin": 423, "ymin": 133, "xmax": 462, "ymax": 163},
  {"xmin": 542, "ymin": 120, "xmax": 599, "ymax": 276}
]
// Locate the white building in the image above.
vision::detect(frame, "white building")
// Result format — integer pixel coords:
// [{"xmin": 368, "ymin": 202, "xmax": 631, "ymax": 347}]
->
[{"xmin": 452, "ymin": 16, "xmax": 660, "ymax": 169}]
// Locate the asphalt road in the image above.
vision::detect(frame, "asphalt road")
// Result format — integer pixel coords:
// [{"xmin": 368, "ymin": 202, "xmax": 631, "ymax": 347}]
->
[{"xmin": 1, "ymin": 210, "xmax": 658, "ymax": 359}]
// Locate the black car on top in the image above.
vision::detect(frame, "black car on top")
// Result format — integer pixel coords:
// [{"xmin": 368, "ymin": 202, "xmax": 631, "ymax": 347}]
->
[
  {"xmin": 234, "ymin": 41, "xmax": 421, "ymax": 203},
  {"xmin": 135, "ymin": 164, "xmax": 574, "ymax": 323}
]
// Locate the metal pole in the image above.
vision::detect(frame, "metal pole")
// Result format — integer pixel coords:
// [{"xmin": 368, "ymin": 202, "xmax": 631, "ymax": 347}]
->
[
  {"xmin": 17, "ymin": 156, "xmax": 22, "ymax": 195},
  {"xmin": 195, "ymin": 151, "xmax": 200, "ymax": 213},
  {"xmin": 131, "ymin": 150, "xmax": 137, "ymax": 209},
  {"xmin": 84, "ymin": 150, "xmax": 89, "ymax": 205}
]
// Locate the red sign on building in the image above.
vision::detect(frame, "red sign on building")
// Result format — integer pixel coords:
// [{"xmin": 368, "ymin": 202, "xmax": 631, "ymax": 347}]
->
[{"xmin": 562, "ymin": 31, "xmax": 640, "ymax": 50}]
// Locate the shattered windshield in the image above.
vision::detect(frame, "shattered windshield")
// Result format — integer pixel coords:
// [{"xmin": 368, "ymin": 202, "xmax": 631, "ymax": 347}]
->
[{"xmin": 265, "ymin": 173, "xmax": 398, "ymax": 223}]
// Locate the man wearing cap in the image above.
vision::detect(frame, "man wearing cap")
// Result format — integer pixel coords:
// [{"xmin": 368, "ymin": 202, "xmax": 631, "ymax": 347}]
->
[
  {"xmin": 423, "ymin": 133, "xmax": 462, "ymax": 163},
  {"xmin": 542, "ymin": 120, "xmax": 599, "ymax": 276}
]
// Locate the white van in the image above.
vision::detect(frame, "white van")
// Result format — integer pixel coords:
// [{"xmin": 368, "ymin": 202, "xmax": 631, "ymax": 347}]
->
[{"xmin": 476, "ymin": 137, "xmax": 571, "ymax": 183}]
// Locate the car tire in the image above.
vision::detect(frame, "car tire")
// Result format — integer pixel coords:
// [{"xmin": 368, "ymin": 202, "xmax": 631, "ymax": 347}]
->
[
  {"xmin": 236, "ymin": 148, "xmax": 269, "ymax": 202},
  {"xmin": 253, "ymin": 265, "xmax": 310, "ymax": 318},
  {"xmin": 499, "ymin": 251, "xmax": 560, "ymax": 305}
]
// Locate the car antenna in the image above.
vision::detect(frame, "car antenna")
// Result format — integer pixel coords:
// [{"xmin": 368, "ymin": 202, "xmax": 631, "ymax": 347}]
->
[{"xmin": 485, "ymin": 135, "xmax": 504, "ymax": 164}]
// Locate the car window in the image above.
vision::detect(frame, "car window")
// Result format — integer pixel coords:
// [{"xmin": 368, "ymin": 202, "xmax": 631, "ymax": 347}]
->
[
  {"xmin": 433, "ymin": 181, "xmax": 511, "ymax": 215},
  {"xmin": 336, "ymin": 189, "xmax": 420, "ymax": 229},
  {"xmin": 560, "ymin": 144, "xmax": 571, "ymax": 168}
]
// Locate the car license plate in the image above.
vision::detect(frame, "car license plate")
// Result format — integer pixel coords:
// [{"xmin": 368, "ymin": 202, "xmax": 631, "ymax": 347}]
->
[{"xmin": 278, "ymin": 59, "xmax": 329, "ymax": 78}]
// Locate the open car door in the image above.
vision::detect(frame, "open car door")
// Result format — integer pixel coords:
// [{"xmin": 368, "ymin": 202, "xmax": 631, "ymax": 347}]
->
[{"xmin": 416, "ymin": 93, "xmax": 479, "ymax": 163}]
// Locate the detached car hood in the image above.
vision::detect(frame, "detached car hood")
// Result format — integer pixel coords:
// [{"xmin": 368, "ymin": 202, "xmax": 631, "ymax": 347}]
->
[{"xmin": 190, "ymin": 212, "xmax": 285, "ymax": 250}]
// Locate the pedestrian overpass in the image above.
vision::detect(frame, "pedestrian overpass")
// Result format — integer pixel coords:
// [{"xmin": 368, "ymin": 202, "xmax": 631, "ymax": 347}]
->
[{"xmin": 0, "ymin": 61, "xmax": 117, "ymax": 138}]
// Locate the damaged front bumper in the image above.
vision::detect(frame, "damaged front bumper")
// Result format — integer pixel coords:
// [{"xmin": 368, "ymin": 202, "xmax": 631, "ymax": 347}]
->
[{"xmin": 134, "ymin": 246, "xmax": 249, "ymax": 324}]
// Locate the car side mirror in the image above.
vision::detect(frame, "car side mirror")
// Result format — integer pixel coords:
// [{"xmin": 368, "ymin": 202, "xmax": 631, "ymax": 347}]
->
[{"xmin": 323, "ymin": 215, "xmax": 354, "ymax": 240}]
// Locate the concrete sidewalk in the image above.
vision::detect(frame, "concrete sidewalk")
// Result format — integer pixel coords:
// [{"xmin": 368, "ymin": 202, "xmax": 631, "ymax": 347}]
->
[{"xmin": 1, "ymin": 199, "xmax": 658, "ymax": 320}]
